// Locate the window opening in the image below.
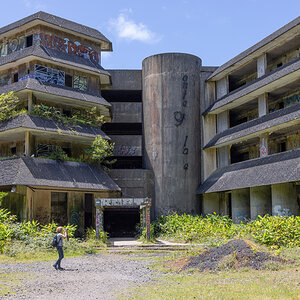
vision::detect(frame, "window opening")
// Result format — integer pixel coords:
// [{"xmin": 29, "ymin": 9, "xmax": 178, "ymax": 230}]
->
[
  {"xmin": 26, "ymin": 35, "xmax": 33, "ymax": 47},
  {"xmin": 10, "ymin": 147, "xmax": 16, "ymax": 155},
  {"xmin": 34, "ymin": 64, "xmax": 65, "ymax": 86},
  {"xmin": 278, "ymin": 102, "xmax": 284, "ymax": 109},
  {"xmin": 51, "ymin": 192, "xmax": 68, "ymax": 225},
  {"xmin": 13, "ymin": 73, "xmax": 18, "ymax": 83},
  {"xmin": 280, "ymin": 142, "xmax": 286, "ymax": 152},
  {"xmin": 73, "ymin": 75, "xmax": 88, "ymax": 91},
  {"xmin": 65, "ymin": 74, "xmax": 73, "ymax": 87}
]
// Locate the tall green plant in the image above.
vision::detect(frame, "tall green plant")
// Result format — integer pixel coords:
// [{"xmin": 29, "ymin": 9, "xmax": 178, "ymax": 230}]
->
[
  {"xmin": 85, "ymin": 135, "xmax": 115, "ymax": 168},
  {"xmin": 0, "ymin": 92, "xmax": 25, "ymax": 122}
]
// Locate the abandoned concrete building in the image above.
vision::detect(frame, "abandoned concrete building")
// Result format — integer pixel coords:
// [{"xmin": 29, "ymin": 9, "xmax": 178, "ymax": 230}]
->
[{"xmin": 0, "ymin": 12, "xmax": 299, "ymax": 236}]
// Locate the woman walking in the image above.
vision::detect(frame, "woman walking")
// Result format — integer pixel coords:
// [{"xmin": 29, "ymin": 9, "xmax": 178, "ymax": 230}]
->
[{"xmin": 53, "ymin": 226, "xmax": 68, "ymax": 270}]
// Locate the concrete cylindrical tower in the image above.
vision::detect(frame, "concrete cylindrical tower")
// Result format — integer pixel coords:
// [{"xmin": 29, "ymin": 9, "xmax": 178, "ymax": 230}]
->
[{"xmin": 142, "ymin": 53, "xmax": 202, "ymax": 216}]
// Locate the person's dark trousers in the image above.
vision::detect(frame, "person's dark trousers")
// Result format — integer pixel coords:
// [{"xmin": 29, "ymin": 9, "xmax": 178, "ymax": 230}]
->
[{"xmin": 54, "ymin": 246, "xmax": 64, "ymax": 269}]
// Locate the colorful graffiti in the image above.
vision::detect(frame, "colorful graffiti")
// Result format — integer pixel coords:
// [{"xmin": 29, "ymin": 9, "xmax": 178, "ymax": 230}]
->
[
  {"xmin": 39, "ymin": 33, "xmax": 100, "ymax": 65},
  {"xmin": 115, "ymin": 145, "xmax": 137, "ymax": 156}
]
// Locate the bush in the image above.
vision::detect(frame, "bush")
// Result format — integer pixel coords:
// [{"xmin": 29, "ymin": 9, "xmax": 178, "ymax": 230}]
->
[{"xmin": 246, "ymin": 215, "xmax": 300, "ymax": 248}]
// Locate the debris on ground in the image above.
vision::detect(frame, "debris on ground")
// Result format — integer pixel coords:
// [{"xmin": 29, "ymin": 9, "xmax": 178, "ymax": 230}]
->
[{"xmin": 166, "ymin": 239, "xmax": 292, "ymax": 271}]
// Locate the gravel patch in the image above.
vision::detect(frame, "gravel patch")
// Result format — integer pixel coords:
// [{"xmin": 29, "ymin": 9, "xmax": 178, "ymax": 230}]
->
[{"xmin": 0, "ymin": 253, "xmax": 159, "ymax": 299}]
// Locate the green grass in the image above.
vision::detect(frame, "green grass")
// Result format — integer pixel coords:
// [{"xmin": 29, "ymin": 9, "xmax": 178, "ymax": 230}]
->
[{"xmin": 120, "ymin": 267, "xmax": 300, "ymax": 300}]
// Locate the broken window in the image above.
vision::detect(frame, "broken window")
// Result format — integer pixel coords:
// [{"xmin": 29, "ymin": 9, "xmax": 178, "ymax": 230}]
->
[{"xmin": 73, "ymin": 75, "xmax": 88, "ymax": 91}]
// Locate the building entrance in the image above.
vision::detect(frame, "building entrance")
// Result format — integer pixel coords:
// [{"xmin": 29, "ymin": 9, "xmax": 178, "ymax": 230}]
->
[{"xmin": 103, "ymin": 208, "xmax": 140, "ymax": 237}]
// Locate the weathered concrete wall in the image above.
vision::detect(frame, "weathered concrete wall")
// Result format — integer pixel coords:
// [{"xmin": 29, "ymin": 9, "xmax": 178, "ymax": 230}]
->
[
  {"xmin": 111, "ymin": 102, "xmax": 142, "ymax": 123},
  {"xmin": 272, "ymin": 183, "xmax": 299, "ymax": 216},
  {"xmin": 111, "ymin": 135, "xmax": 142, "ymax": 156},
  {"xmin": 33, "ymin": 189, "xmax": 51, "ymax": 224},
  {"xmin": 106, "ymin": 70, "xmax": 142, "ymax": 90},
  {"xmin": 143, "ymin": 53, "xmax": 201, "ymax": 216},
  {"xmin": 109, "ymin": 169, "xmax": 154, "ymax": 199},
  {"xmin": 232, "ymin": 188, "xmax": 250, "ymax": 223},
  {"xmin": 202, "ymin": 193, "xmax": 220, "ymax": 214},
  {"xmin": 250, "ymin": 185, "xmax": 271, "ymax": 219}
]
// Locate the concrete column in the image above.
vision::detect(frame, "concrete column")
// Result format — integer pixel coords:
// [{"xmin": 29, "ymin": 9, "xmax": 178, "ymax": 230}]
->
[
  {"xmin": 250, "ymin": 186, "xmax": 271, "ymax": 219},
  {"xmin": 231, "ymin": 188, "xmax": 250, "ymax": 223},
  {"xmin": 259, "ymin": 133, "xmax": 269, "ymax": 157},
  {"xmin": 258, "ymin": 93, "xmax": 268, "ymax": 117},
  {"xmin": 28, "ymin": 91, "xmax": 33, "ymax": 112},
  {"xmin": 206, "ymin": 81, "xmax": 216, "ymax": 104},
  {"xmin": 24, "ymin": 131, "xmax": 31, "ymax": 156},
  {"xmin": 202, "ymin": 193, "xmax": 220, "ymax": 215},
  {"xmin": 257, "ymin": 54, "xmax": 267, "ymax": 78},
  {"xmin": 272, "ymin": 183, "xmax": 298, "ymax": 216},
  {"xmin": 203, "ymin": 149, "xmax": 217, "ymax": 180},
  {"xmin": 217, "ymin": 146, "xmax": 230, "ymax": 168},
  {"xmin": 216, "ymin": 77, "xmax": 228, "ymax": 99},
  {"xmin": 217, "ymin": 111, "xmax": 229, "ymax": 133}
]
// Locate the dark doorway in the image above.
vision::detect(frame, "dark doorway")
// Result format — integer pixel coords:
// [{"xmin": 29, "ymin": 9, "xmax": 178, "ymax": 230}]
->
[
  {"xmin": 84, "ymin": 194, "xmax": 94, "ymax": 229},
  {"xmin": 103, "ymin": 208, "xmax": 140, "ymax": 237},
  {"xmin": 51, "ymin": 192, "xmax": 68, "ymax": 225}
]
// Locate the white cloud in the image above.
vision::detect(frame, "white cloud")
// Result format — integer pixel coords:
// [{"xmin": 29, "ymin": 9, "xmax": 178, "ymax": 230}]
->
[
  {"xmin": 24, "ymin": 0, "xmax": 47, "ymax": 10},
  {"xmin": 109, "ymin": 12, "xmax": 161, "ymax": 43}
]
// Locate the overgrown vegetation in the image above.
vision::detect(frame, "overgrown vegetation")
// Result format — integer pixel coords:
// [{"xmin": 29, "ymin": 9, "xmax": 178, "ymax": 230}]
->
[
  {"xmin": 142, "ymin": 213, "xmax": 300, "ymax": 249},
  {"xmin": 0, "ymin": 92, "xmax": 26, "ymax": 122},
  {"xmin": 0, "ymin": 193, "xmax": 106, "ymax": 260},
  {"xmin": 31, "ymin": 104, "xmax": 105, "ymax": 127}
]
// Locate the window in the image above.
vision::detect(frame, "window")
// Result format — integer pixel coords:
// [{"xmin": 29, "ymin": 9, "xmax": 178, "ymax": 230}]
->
[
  {"xmin": 13, "ymin": 73, "xmax": 18, "ymax": 83},
  {"xmin": 10, "ymin": 147, "xmax": 16, "ymax": 155},
  {"xmin": 279, "ymin": 102, "xmax": 284, "ymax": 109},
  {"xmin": 73, "ymin": 75, "xmax": 88, "ymax": 91},
  {"xmin": 36, "ymin": 144, "xmax": 57, "ymax": 157},
  {"xmin": 63, "ymin": 109, "xmax": 72, "ymax": 117},
  {"xmin": 26, "ymin": 35, "xmax": 33, "ymax": 47},
  {"xmin": 51, "ymin": 192, "xmax": 68, "ymax": 225},
  {"xmin": 65, "ymin": 74, "xmax": 73, "ymax": 87},
  {"xmin": 34, "ymin": 64, "xmax": 65, "ymax": 86}
]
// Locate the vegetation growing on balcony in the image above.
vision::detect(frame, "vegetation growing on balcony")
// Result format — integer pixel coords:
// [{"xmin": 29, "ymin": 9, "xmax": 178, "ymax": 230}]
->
[{"xmin": 0, "ymin": 92, "xmax": 26, "ymax": 122}]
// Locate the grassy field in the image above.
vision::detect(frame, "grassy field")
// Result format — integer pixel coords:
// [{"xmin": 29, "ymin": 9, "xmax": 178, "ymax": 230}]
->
[
  {"xmin": 121, "ymin": 267, "xmax": 300, "ymax": 300},
  {"xmin": 119, "ymin": 246, "xmax": 300, "ymax": 300}
]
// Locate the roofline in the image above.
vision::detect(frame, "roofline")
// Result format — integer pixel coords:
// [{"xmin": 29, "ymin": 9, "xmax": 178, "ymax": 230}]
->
[
  {"xmin": 0, "ymin": 11, "xmax": 112, "ymax": 51},
  {"xmin": 208, "ymin": 16, "xmax": 300, "ymax": 81}
]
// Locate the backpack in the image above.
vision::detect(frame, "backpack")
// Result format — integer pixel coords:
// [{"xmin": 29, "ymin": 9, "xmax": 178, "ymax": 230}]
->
[{"xmin": 52, "ymin": 234, "xmax": 59, "ymax": 247}]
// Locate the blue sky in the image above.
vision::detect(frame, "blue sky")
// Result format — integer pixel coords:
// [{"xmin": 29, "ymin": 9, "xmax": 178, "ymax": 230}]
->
[{"xmin": 1, "ymin": 0, "xmax": 299, "ymax": 69}]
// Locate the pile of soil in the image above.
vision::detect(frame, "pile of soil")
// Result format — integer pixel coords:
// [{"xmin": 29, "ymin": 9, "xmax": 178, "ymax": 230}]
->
[{"xmin": 166, "ymin": 239, "xmax": 289, "ymax": 271}]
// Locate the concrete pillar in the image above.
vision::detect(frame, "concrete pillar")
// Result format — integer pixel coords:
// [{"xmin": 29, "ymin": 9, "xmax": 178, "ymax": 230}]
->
[
  {"xmin": 28, "ymin": 91, "xmax": 33, "ymax": 112},
  {"xmin": 217, "ymin": 111, "xmax": 229, "ymax": 133},
  {"xmin": 217, "ymin": 146, "xmax": 230, "ymax": 168},
  {"xmin": 142, "ymin": 53, "xmax": 202, "ymax": 216},
  {"xmin": 258, "ymin": 93, "xmax": 268, "ymax": 117},
  {"xmin": 203, "ymin": 149, "xmax": 217, "ymax": 180},
  {"xmin": 257, "ymin": 54, "xmax": 267, "ymax": 78},
  {"xmin": 231, "ymin": 188, "xmax": 250, "ymax": 223},
  {"xmin": 202, "ymin": 193, "xmax": 220, "ymax": 215},
  {"xmin": 250, "ymin": 186, "xmax": 271, "ymax": 219},
  {"xmin": 24, "ymin": 131, "xmax": 31, "ymax": 156},
  {"xmin": 259, "ymin": 133, "xmax": 269, "ymax": 157},
  {"xmin": 216, "ymin": 77, "xmax": 228, "ymax": 99},
  {"xmin": 206, "ymin": 81, "xmax": 216, "ymax": 104},
  {"xmin": 272, "ymin": 183, "xmax": 298, "ymax": 216}
]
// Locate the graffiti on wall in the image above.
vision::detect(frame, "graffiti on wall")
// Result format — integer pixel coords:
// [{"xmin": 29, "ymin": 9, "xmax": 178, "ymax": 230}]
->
[
  {"xmin": 114, "ymin": 145, "xmax": 137, "ymax": 156},
  {"xmin": 269, "ymin": 92, "xmax": 300, "ymax": 113},
  {"xmin": 39, "ymin": 33, "xmax": 101, "ymax": 65},
  {"xmin": 260, "ymin": 135, "xmax": 268, "ymax": 157},
  {"xmin": 34, "ymin": 64, "xmax": 65, "ymax": 86},
  {"xmin": 0, "ymin": 36, "xmax": 25, "ymax": 57}
]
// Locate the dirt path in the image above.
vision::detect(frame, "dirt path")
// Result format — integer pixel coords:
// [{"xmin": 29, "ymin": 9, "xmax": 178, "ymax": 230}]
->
[{"xmin": 0, "ymin": 252, "xmax": 162, "ymax": 299}]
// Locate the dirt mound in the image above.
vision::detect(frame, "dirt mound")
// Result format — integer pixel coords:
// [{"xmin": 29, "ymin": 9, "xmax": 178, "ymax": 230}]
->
[{"xmin": 166, "ymin": 239, "xmax": 289, "ymax": 271}]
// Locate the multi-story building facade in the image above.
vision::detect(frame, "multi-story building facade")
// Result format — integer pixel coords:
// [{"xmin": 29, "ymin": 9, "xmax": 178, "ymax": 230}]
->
[
  {"xmin": 198, "ymin": 17, "xmax": 300, "ymax": 222},
  {"xmin": 0, "ymin": 12, "xmax": 299, "ymax": 237}
]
